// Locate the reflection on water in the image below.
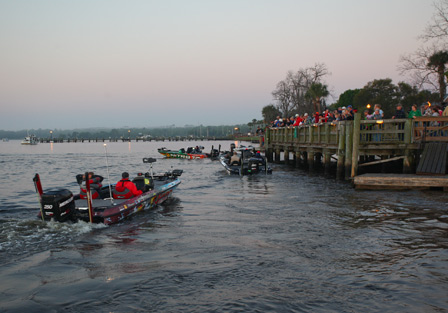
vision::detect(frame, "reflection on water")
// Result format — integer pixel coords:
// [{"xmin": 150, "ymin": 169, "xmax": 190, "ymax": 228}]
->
[{"xmin": 0, "ymin": 140, "xmax": 447, "ymax": 312}]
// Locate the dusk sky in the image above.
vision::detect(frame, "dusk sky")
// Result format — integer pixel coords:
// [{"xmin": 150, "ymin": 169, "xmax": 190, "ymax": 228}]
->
[{"xmin": 0, "ymin": 0, "xmax": 435, "ymax": 130}]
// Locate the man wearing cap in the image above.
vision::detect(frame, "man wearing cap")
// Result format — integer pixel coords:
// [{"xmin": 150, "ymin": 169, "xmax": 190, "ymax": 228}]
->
[
  {"xmin": 292, "ymin": 114, "xmax": 303, "ymax": 126},
  {"xmin": 115, "ymin": 172, "xmax": 143, "ymax": 197}
]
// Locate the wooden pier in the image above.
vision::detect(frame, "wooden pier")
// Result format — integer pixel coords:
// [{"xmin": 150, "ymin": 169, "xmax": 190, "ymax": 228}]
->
[{"xmin": 265, "ymin": 115, "xmax": 448, "ymax": 191}]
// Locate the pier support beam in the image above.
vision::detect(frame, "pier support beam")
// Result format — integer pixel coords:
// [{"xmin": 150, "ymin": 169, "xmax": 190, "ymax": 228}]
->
[
  {"xmin": 307, "ymin": 150, "xmax": 315, "ymax": 171},
  {"xmin": 266, "ymin": 148, "xmax": 274, "ymax": 163},
  {"xmin": 323, "ymin": 150, "xmax": 332, "ymax": 174},
  {"xmin": 345, "ymin": 122, "xmax": 353, "ymax": 179},
  {"xmin": 337, "ymin": 123, "xmax": 346, "ymax": 179},
  {"xmin": 295, "ymin": 151, "xmax": 301, "ymax": 167},
  {"xmin": 351, "ymin": 113, "xmax": 361, "ymax": 178},
  {"xmin": 284, "ymin": 150, "xmax": 290, "ymax": 165},
  {"xmin": 403, "ymin": 119, "xmax": 413, "ymax": 174},
  {"xmin": 275, "ymin": 149, "xmax": 281, "ymax": 163}
]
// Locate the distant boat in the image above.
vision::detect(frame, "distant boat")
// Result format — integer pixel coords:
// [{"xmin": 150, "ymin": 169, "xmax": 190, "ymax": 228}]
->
[
  {"xmin": 219, "ymin": 145, "xmax": 272, "ymax": 175},
  {"xmin": 21, "ymin": 134, "xmax": 38, "ymax": 145},
  {"xmin": 158, "ymin": 146, "xmax": 210, "ymax": 159}
]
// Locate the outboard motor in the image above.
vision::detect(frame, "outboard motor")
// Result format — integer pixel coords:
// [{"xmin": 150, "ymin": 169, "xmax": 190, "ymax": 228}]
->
[
  {"xmin": 248, "ymin": 158, "xmax": 260, "ymax": 173},
  {"xmin": 41, "ymin": 189, "xmax": 76, "ymax": 222}
]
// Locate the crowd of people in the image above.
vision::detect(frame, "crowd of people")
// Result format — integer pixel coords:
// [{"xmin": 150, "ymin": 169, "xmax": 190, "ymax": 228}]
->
[{"xmin": 269, "ymin": 103, "xmax": 448, "ymax": 128}]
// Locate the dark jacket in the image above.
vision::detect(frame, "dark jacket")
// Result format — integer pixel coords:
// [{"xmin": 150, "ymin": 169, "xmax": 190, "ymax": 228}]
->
[{"xmin": 394, "ymin": 109, "xmax": 406, "ymax": 119}]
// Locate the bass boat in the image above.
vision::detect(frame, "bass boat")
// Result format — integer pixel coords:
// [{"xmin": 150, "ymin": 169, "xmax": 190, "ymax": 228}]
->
[
  {"xmin": 21, "ymin": 134, "xmax": 38, "ymax": 145},
  {"xmin": 219, "ymin": 145, "xmax": 272, "ymax": 175},
  {"xmin": 158, "ymin": 146, "xmax": 219, "ymax": 159},
  {"xmin": 33, "ymin": 158, "xmax": 182, "ymax": 225}
]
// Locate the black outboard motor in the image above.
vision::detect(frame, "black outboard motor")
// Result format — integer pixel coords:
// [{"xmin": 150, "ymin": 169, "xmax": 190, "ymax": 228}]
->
[
  {"xmin": 41, "ymin": 189, "xmax": 76, "ymax": 222},
  {"xmin": 248, "ymin": 158, "xmax": 260, "ymax": 173}
]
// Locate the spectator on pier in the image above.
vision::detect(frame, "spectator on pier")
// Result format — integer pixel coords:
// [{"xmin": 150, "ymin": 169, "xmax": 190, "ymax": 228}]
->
[
  {"xmin": 363, "ymin": 110, "xmax": 373, "ymax": 120},
  {"xmin": 423, "ymin": 103, "xmax": 432, "ymax": 116},
  {"xmin": 345, "ymin": 105, "xmax": 354, "ymax": 120},
  {"xmin": 374, "ymin": 104, "xmax": 384, "ymax": 118},
  {"xmin": 314, "ymin": 112, "xmax": 320, "ymax": 123},
  {"xmin": 373, "ymin": 108, "xmax": 382, "ymax": 120},
  {"xmin": 293, "ymin": 114, "xmax": 302, "ymax": 126},
  {"xmin": 443, "ymin": 105, "xmax": 448, "ymax": 116},
  {"xmin": 323, "ymin": 109, "xmax": 330, "ymax": 122},
  {"xmin": 392, "ymin": 104, "xmax": 406, "ymax": 119},
  {"xmin": 408, "ymin": 104, "xmax": 422, "ymax": 119}
]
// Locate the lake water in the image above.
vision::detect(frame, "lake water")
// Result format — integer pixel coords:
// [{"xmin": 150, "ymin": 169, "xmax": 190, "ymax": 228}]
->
[{"xmin": 0, "ymin": 140, "xmax": 447, "ymax": 312}]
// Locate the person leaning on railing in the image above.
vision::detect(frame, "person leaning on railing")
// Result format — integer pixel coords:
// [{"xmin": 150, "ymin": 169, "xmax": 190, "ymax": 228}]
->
[
  {"xmin": 443, "ymin": 105, "xmax": 448, "ymax": 116},
  {"xmin": 408, "ymin": 105, "xmax": 422, "ymax": 119},
  {"xmin": 392, "ymin": 104, "xmax": 406, "ymax": 119}
]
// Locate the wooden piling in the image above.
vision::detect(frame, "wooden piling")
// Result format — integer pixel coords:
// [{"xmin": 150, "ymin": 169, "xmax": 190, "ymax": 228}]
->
[
  {"xmin": 337, "ymin": 123, "xmax": 346, "ymax": 179},
  {"xmin": 345, "ymin": 121, "xmax": 353, "ymax": 179},
  {"xmin": 351, "ymin": 113, "xmax": 361, "ymax": 178},
  {"xmin": 284, "ymin": 150, "xmax": 290, "ymax": 165},
  {"xmin": 307, "ymin": 150, "xmax": 315, "ymax": 171},
  {"xmin": 403, "ymin": 119, "xmax": 413, "ymax": 174},
  {"xmin": 275, "ymin": 149, "xmax": 281, "ymax": 163}
]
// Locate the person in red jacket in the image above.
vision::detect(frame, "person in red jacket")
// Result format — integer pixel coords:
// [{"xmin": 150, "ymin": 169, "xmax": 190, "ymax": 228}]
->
[
  {"xmin": 292, "ymin": 114, "xmax": 302, "ymax": 126},
  {"xmin": 80, "ymin": 172, "xmax": 103, "ymax": 199},
  {"xmin": 114, "ymin": 172, "xmax": 143, "ymax": 199}
]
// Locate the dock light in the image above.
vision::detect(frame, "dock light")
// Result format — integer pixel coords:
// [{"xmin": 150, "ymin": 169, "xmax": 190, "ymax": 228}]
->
[
  {"xmin": 376, "ymin": 120, "xmax": 384, "ymax": 124},
  {"xmin": 366, "ymin": 104, "xmax": 371, "ymax": 109},
  {"xmin": 428, "ymin": 101, "xmax": 431, "ymax": 107}
]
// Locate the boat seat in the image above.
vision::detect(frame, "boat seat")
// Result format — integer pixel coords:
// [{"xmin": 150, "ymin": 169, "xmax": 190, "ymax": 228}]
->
[
  {"xmin": 132, "ymin": 176, "xmax": 153, "ymax": 192},
  {"xmin": 230, "ymin": 160, "xmax": 240, "ymax": 166}
]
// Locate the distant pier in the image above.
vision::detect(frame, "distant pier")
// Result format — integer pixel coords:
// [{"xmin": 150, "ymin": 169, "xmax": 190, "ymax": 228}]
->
[{"xmin": 38, "ymin": 136, "xmax": 234, "ymax": 143}]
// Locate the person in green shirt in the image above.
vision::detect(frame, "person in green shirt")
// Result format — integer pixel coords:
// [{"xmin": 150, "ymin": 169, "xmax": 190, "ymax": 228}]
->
[{"xmin": 408, "ymin": 104, "xmax": 422, "ymax": 119}]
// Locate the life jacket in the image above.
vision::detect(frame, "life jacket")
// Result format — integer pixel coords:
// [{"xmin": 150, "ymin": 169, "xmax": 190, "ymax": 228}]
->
[
  {"xmin": 112, "ymin": 179, "xmax": 133, "ymax": 199},
  {"xmin": 79, "ymin": 177, "xmax": 103, "ymax": 199}
]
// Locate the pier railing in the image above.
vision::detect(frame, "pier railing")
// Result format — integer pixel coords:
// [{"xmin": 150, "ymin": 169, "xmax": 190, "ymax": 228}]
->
[
  {"xmin": 413, "ymin": 116, "xmax": 448, "ymax": 142},
  {"xmin": 266, "ymin": 116, "xmax": 448, "ymax": 146},
  {"xmin": 265, "ymin": 115, "xmax": 448, "ymax": 179}
]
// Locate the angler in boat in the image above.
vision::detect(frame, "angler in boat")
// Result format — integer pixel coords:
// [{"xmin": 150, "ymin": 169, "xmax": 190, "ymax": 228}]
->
[
  {"xmin": 158, "ymin": 145, "xmax": 220, "ymax": 159},
  {"xmin": 33, "ymin": 157, "xmax": 183, "ymax": 225},
  {"xmin": 219, "ymin": 144, "xmax": 272, "ymax": 175}
]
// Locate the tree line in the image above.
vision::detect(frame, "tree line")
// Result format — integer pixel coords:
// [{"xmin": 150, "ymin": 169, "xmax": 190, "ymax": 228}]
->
[
  {"xmin": 262, "ymin": 0, "xmax": 448, "ymax": 123},
  {"xmin": 0, "ymin": 124, "xmax": 260, "ymax": 140}
]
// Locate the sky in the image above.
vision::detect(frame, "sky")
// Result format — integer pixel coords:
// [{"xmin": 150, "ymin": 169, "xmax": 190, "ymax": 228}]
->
[{"xmin": 0, "ymin": 0, "xmax": 436, "ymax": 130}]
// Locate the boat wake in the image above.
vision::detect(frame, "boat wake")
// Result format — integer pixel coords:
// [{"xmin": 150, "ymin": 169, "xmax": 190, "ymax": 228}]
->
[{"xmin": 0, "ymin": 217, "xmax": 106, "ymax": 260}]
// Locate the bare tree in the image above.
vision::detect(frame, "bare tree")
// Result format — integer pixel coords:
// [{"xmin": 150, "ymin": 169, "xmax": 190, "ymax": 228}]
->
[
  {"xmin": 422, "ymin": 0, "xmax": 448, "ymax": 42},
  {"xmin": 272, "ymin": 80, "xmax": 294, "ymax": 117},
  {"xmin": 398, "ymin": 0, "xmax": 448, "ymax": 98},
  {"xmin": 272, "ymin": 63, "xmax": 330, "ymax": 116},
  {"xmin": 399, "ymin": 44, "xmax": 441, "ymax": 90}
]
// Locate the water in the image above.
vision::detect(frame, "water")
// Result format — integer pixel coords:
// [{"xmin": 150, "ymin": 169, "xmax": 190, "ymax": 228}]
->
[{"xmin": 0, "ymin": 140, "xmax": 447, "ymax": 312}]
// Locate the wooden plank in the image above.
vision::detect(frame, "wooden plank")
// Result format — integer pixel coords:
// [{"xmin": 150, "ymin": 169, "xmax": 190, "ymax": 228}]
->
[
  {"xmin": 354, "ymin": 173, "xmax": 448, "ymax": 190},
  {"xmin": 358, "ymin": 156, "xmax": 405, "ymax": 167},
  {"xmin": 432, "ymin": 143, "xmax": 443, "ymax": 174},
  {"xmin": 416, "ymin": 143, "xmax": 429, "ymax": 174}
]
